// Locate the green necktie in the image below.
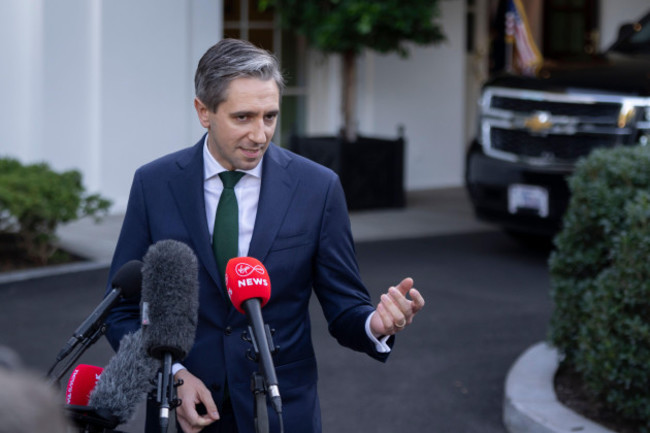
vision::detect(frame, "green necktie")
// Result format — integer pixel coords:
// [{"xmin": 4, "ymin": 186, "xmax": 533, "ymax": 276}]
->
[{"xmin": 213, "ymin": 171, "xmax": 245, "ymax": 284}]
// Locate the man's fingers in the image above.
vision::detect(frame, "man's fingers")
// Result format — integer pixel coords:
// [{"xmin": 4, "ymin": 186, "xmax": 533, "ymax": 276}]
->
[
  {"xmin": 388, "ymin": 286, "xmax": 411, "ymax": 314},
  {"xmin": 395, "ymin": 277, "xmax": 414, "ymax": 296},
  {"xmin": 409, "ymin": 288, "xmax": 425, "ymax": 312},
  {"xmin": 373, "ymin": 279, "xmax": 424, "ymax": 336},
  {"xmin": 380, "ymin": 294, "xmax": 407, "ymax": 331},
  {"xmin": 376, "ymin": 302, "xmax": 396, "ymax": 332},
  {"xmin": 174, "ymin": 369, "xmax": 220, "ymax": 432},
  {"xmin": 381, "ymin": 293, "xmax": 404, "ymax": 320},
  {"xmin": 197, "ymin": 387, "xmax": 220, "ymax": 421}
]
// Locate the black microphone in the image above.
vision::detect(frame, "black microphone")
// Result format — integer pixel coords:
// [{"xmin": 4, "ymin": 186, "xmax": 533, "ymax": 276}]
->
[
  {"xmin": 86, "ymin": 329, "xmax": 159, "ymax": 425},
  {"xmin": 56, "ymin": 260, "xmax": 143, "ymax": 363},
  {"xmin": 140, "ymin": 239, "xmax": 199, "ymax": 432}
]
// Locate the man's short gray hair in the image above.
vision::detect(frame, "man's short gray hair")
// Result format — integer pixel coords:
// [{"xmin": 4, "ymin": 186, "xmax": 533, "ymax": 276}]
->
[{"xmin": 195, "ymin": 38, "xmax": 285, "ymax": 112}]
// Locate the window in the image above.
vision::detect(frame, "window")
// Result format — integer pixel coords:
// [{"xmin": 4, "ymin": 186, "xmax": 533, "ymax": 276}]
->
[
  {"xmin": 543, "ymin": 0, "xmax": 599, "ymax": 60},
  {"xmin": 224, "ymin": 0, "xmax": 307, "ymax": 147}
]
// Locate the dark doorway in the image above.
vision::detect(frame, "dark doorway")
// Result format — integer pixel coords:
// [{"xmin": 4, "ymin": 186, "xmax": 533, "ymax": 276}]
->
[{"xmin": 543, "ymin": 0, "xmax": 599, "ymax": 61}]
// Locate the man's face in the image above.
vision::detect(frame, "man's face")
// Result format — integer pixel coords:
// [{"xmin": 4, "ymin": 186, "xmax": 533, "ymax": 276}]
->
[{"xmin": 195, "ymin": 77, "xmax": 280, "ymax": 171}]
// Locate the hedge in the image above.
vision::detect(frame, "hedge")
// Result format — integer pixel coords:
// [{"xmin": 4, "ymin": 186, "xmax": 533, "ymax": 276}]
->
[
  {"xmin": 0, "ymin": 157, "xmax": 111, "ymax": 264},
  {"xmin": 549, "ymin": 145, "xmax": 650, "ymax": 427}
]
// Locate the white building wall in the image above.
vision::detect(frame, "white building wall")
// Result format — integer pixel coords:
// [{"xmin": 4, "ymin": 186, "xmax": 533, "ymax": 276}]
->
[
  {"xmin": 306, "ymin": 0, "xmax": 466, "ymax": 191},
  {"xmin": 362, "ymin": 0, "xmax": 466, "ymax": 190},
  {"xmin": 0, "ymin": 1, "xmax": 44, "ymax": 164},
  {"xmin": 40, "ymin": 1, "xmax": 101, "ymax": 189},
  {"xmin": 0, "ymin": 0, "xmax": 221, "ymax": 213},
  {"xmin": 99, "ymin": 0, "xmax": 222, "ymax": 211},
  {"xmin": 100, "ymin": 0, "xmax": 189, "ymax": 211}
]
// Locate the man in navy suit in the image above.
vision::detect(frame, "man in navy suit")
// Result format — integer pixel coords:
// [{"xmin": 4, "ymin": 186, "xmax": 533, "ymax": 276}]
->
[{"xmin": 104, "ymin": 38, "xmax": 424, "ymax": 433}]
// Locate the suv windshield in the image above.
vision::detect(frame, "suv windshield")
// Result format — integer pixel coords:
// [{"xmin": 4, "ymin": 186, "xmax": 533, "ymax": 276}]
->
[{"xmin": 609, "ymin": 12, "xmax": 650, "ymax": 54}]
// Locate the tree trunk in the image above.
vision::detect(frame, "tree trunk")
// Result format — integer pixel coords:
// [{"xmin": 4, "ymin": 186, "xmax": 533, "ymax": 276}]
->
[{"xmin": 341, "ymin": 50, "xmax": 357, "ymax": 142}]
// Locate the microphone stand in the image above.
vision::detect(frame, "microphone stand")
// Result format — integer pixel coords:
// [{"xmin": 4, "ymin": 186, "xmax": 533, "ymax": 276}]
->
[
  {"xmin": 243, "ymin": 324, "xmax": 284, "ymax": 433},
  {"xmin": 251, "ymin": 372, "xmax": 269, "ymax": 433},
  {"xmin": 47, "ymin": 324, "xmax": 107, "ymax": 386}
]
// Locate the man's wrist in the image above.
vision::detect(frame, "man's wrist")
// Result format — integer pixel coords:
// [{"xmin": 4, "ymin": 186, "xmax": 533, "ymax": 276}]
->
[{"xmin": 365, "ymin": 312, "xmax": 391, "ymax": 353}]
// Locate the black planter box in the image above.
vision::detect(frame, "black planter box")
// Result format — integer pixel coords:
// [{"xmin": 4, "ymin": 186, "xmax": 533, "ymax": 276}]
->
[{"xmin": 289, "ymin": 135, "xmax": 405, "ymax": 210}]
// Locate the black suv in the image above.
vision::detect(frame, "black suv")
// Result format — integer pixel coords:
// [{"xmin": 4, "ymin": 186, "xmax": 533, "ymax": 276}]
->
[{"xmin": 465, "ymin": 11, "xmax": 650, "ymax": 237}]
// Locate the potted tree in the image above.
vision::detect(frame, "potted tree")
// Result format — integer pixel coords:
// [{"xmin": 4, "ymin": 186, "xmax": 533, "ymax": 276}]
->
[{"xmin": 261, "ymin": 0, "xmax": 445, "ymax": 210}]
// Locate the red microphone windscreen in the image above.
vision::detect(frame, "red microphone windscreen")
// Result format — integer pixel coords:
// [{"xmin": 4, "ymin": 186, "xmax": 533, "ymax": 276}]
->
[
  {"xmin": 225, "ymin": 257, "xmax": 271, "ymax": 314},
  {"xmin": 66, "ymin": 364, "xmax": 103, "ymax": 406}
]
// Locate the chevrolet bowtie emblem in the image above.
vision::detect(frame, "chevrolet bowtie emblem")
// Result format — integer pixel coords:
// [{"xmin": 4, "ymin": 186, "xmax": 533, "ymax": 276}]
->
[{"xmin": 524, "ymin": 112, "xmax": 553, "ymax": 133}]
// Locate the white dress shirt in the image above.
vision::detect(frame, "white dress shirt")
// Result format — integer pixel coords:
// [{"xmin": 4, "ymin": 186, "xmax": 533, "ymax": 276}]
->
[{"xmin": 203, "ymin": 139, "xmax": 261, "ymax": 257}]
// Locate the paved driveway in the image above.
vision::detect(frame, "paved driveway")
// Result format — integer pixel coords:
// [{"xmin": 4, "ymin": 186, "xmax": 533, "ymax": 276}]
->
[{"xmin": 0, "ymin": 229, "xmax": 553, "ymax": 433}]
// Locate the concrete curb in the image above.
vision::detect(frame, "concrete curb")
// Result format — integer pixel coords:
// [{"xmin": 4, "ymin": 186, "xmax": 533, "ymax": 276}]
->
[
  {"xmin": 0, "ymin": 260, "xmax": 110, "ymax": 286},
  {"xmin": 503, "ymin": 342, "xmax": 615, "ymax": 433}
]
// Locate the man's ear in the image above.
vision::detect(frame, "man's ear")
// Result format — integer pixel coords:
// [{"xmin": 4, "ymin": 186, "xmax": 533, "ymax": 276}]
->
[{"xmin": 194, "ymin": 97, "xmax": 211, "ymax": 128}]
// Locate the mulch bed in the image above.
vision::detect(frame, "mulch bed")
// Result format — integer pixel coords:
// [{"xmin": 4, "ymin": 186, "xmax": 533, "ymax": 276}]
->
[
  {"xmin": 0, "ymin": 233, "xmax": 83, "ymax": 272},
  {"xmin": 554, "ymin": 363, "xmax": 643, "ymax": 433}
]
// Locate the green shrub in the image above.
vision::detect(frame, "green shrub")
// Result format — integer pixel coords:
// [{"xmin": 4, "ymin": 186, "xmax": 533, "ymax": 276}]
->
[
  {"xmin": 576, "ymin": 191, "xmax": 650, "ymax": 424},
  {"xmin": 549, "ymin": 145, "xmax": 650, "ymax": 426},
  {"xmin": 0, "ymin": 157, "xmax": 111, "ymax": 264}
]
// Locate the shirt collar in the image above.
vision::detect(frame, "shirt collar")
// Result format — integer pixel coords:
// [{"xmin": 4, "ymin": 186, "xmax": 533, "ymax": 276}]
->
[{"xmin": 202, "ymin": 135, "xmax": 263, "ymax": 181}]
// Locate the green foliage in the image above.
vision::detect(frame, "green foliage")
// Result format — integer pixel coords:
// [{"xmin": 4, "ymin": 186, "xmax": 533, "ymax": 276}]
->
[
  {"xmin": 549, "ymin": 146, "xmax": 650, "ymax": 426},
  {"xmin": 0, "ymin": 157, "xmax": 111, "ymax": 265},
  {"xmin": 260, "ymin": 0, "xmax": 446, "ymax": 141},
  {"xmin": 260, "ymin": 0, "xmax": 445, "ymax": 56}
]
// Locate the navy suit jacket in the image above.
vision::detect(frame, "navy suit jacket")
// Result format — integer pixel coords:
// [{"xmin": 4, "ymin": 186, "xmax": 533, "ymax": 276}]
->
[{"xmin": 104, "ymin": 137, "xmax": 391, "ymax": 432}]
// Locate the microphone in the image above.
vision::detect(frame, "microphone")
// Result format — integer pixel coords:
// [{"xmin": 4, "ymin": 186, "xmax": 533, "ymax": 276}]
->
[
  {"xmin": 56, "ymin": 260, "xmax": 144, "ymax": 362},
  {"xmin": 64, "ymin": 364, "xmax": 120, "ymax": 431},
  {"xmin": 140, "ymin": 239, "xmax": 199, "ymax": 432},
  {"xmin": 225, "ymin": 257, "xmax": 281, "ymax": 415},
  {"xmin": 87, "ymin": 329, "xmax": 159, "ymax": 424},
  {"xmin": 66, "ymin": 364, "xmax": 103, "ymax": 406}
]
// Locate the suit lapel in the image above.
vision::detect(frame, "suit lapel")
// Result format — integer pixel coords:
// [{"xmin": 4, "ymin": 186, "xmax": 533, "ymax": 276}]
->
[
  {"xmin": 249, "ymin": 144, "xmax": 296, "ymax": 262},
  {"xmin": 168, "ymin": 139, "xmax": 224, "ymax": 289}
]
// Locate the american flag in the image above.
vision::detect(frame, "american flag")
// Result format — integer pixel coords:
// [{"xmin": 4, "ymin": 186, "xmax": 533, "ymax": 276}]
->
[{"xmin": 505, "ymin": 0, "xmax": 542, "ymax": 75}]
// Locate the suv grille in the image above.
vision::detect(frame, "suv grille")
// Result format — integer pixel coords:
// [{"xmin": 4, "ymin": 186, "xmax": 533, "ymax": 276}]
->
[
  {"xmin": 479, "ymin": 87, "xmax": 650, "ymax": 167},
  {"xmin": 490, "ymin": 129, "xmax": 622, "ymax": 160},
  {"xmin": 490, "ymin": 96, "xmax": 622, "ymax": 118}
]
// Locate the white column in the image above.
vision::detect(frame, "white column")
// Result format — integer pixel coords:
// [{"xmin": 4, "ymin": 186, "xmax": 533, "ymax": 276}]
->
[
  {"xmin": 88, "ymin": 0, "xmax": 103, "ymax": 192},
  {"xmin": 0, "ymin": 0, "xmax": 44, "ymax": 163}
]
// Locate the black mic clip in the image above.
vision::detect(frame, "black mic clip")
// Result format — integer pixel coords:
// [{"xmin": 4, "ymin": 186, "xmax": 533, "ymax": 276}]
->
[
  {"xmin": 47, "ymin": 323, "xmax": 108, "ymax": 386},
  {"xmin": 152, "ymin": 350, "xmax": 185, "ymax": 433},
  {"xmin": 155, "ymin": 370, "xmax": 183, "ymax": 411},
  {"xmin": 242, "ymin": 325, "xmax": 279, "ymax": 363}
]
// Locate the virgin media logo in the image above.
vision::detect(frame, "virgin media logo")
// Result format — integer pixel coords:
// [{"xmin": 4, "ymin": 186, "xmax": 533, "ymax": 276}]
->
[{"xmin": 235, "ymin": 262, "xmax": 265, "ymax": 277}]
